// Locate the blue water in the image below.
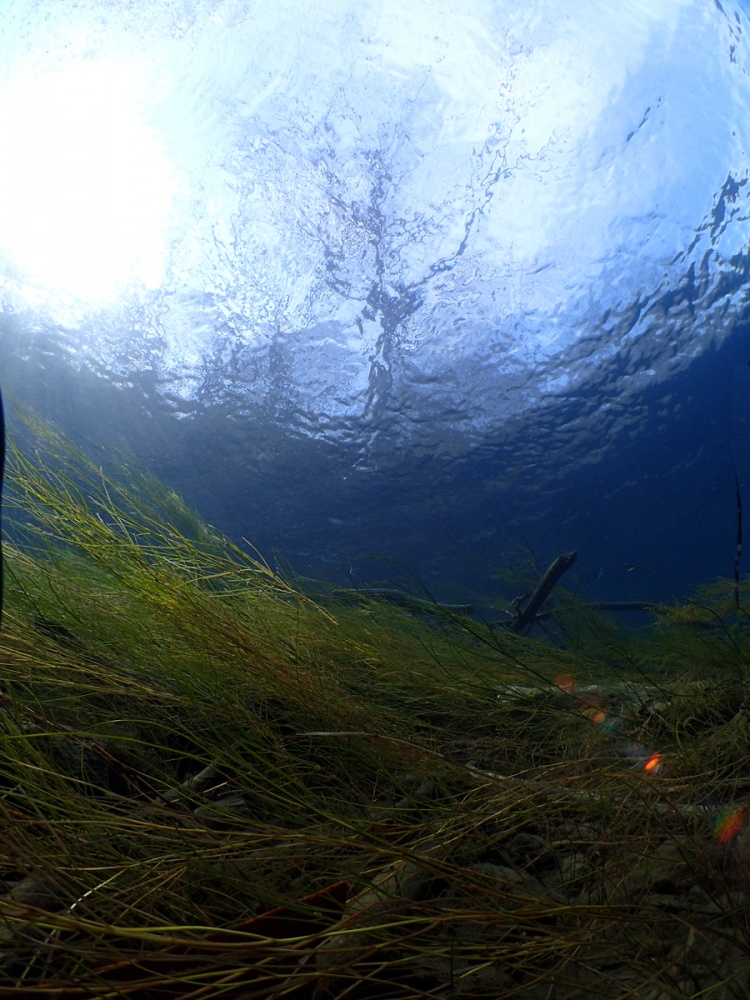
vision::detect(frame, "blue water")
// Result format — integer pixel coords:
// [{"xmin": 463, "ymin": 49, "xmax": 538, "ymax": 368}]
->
[{"xmin": 2, "ymin": 0, "xmax": 750, "ymax": 616}]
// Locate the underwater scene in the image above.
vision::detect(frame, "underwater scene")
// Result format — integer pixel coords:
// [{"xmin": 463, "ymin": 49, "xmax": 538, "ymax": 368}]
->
[{"xmin": 2, "ymin": 0, "xmax": 750, "ymax": 996}]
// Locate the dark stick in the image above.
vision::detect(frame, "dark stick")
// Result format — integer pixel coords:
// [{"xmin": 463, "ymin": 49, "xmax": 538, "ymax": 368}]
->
[
  {"xmin": 488, "ymin": 600, "xmax": 661, "ymax": 629},
  {"xmin": 332, "ymin": 587, "xmax": 474, "ymax": 616},
  {"xmin": 507, "ymin": 551, "xmax": 578, "ymax": 634}
]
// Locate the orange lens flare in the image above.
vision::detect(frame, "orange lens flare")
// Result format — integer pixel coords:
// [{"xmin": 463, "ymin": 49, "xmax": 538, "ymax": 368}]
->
[
  {"xmin": 555, "ymin": 673, "xmax": 575, "ymax": 694},
  {"xmin": 551, "ymin": 677, "xmax": 663, "ymax": 774}
]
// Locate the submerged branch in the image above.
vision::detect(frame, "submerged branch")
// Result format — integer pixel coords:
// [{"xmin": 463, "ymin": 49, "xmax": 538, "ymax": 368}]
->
[{"xmin": 505, "ymin": 550, "xmax": 578, "ymax": 633}]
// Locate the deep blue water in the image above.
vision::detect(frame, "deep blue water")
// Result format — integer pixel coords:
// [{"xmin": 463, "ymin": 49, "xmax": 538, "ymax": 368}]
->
[
  {"xmin": 3, "ymin": 0, "xmax": 750, "ymax": 619},
  {"xmin": 2, "ymin": 308, "xmax": 748, "ymax": 616}
]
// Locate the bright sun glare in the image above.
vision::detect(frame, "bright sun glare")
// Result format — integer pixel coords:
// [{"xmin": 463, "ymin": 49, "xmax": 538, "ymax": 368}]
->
[{"xmin": 0, "ymin": 58, "xmax": 175, "ymax": 304}]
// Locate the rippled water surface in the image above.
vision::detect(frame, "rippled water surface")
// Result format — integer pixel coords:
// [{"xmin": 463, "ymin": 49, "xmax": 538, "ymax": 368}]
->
[{"xmin": 2, "ymin": 0, "xmax": 750, "ymax": 605}]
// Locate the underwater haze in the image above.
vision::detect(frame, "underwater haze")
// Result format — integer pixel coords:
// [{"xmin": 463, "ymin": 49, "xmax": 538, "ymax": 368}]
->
[{"xmin": 1, "ymin": 0, "xmax": 750, "ymax": 610}]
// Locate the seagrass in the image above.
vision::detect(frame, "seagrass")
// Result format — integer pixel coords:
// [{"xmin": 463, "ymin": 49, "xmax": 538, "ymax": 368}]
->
[{"xmin": 0, "ymin": 417, "xmax": 748, "ymax": 998}]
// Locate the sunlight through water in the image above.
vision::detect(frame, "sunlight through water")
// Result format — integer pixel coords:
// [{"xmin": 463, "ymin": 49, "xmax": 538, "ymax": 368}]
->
[{"xmin": 0, "ymin": 57, "xmax": 176, "ymax": 304}]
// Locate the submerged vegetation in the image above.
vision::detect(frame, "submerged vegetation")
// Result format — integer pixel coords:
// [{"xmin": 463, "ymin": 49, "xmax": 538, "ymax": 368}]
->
[{"xmin": 0, "ymin": 421, "xmax": 749, "ymax": 997}]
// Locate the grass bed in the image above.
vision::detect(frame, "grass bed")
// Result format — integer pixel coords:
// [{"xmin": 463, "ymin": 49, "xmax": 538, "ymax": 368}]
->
[{"xmin": 0, "ymin": 424, "xmax": 749, "ymax": 997}]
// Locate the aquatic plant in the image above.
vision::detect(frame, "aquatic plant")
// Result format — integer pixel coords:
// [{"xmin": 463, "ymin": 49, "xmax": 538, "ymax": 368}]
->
[{"xmin": 0, "ymin": 420, "xmax": 748, "ymax": 997}]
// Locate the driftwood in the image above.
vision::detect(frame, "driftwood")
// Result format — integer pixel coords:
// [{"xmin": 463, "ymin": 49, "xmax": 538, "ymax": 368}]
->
[
  {"xmin": 332, "ymin": 587, "xmax": 474, "ymax": 617},
  {"xmin": 504, "ymin": 551, "xmax": 578, "ymax": 634},
  {"xmin": 594, "ymin": 601, "xmax": 660, "ymax": 613},
  {"xmin": 334, "ymin": 569, "xmax": 660, "ymax": 633},
  {"xmin": 490, "ymin": 600, "xmax": 661, "ymax": 628}
]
